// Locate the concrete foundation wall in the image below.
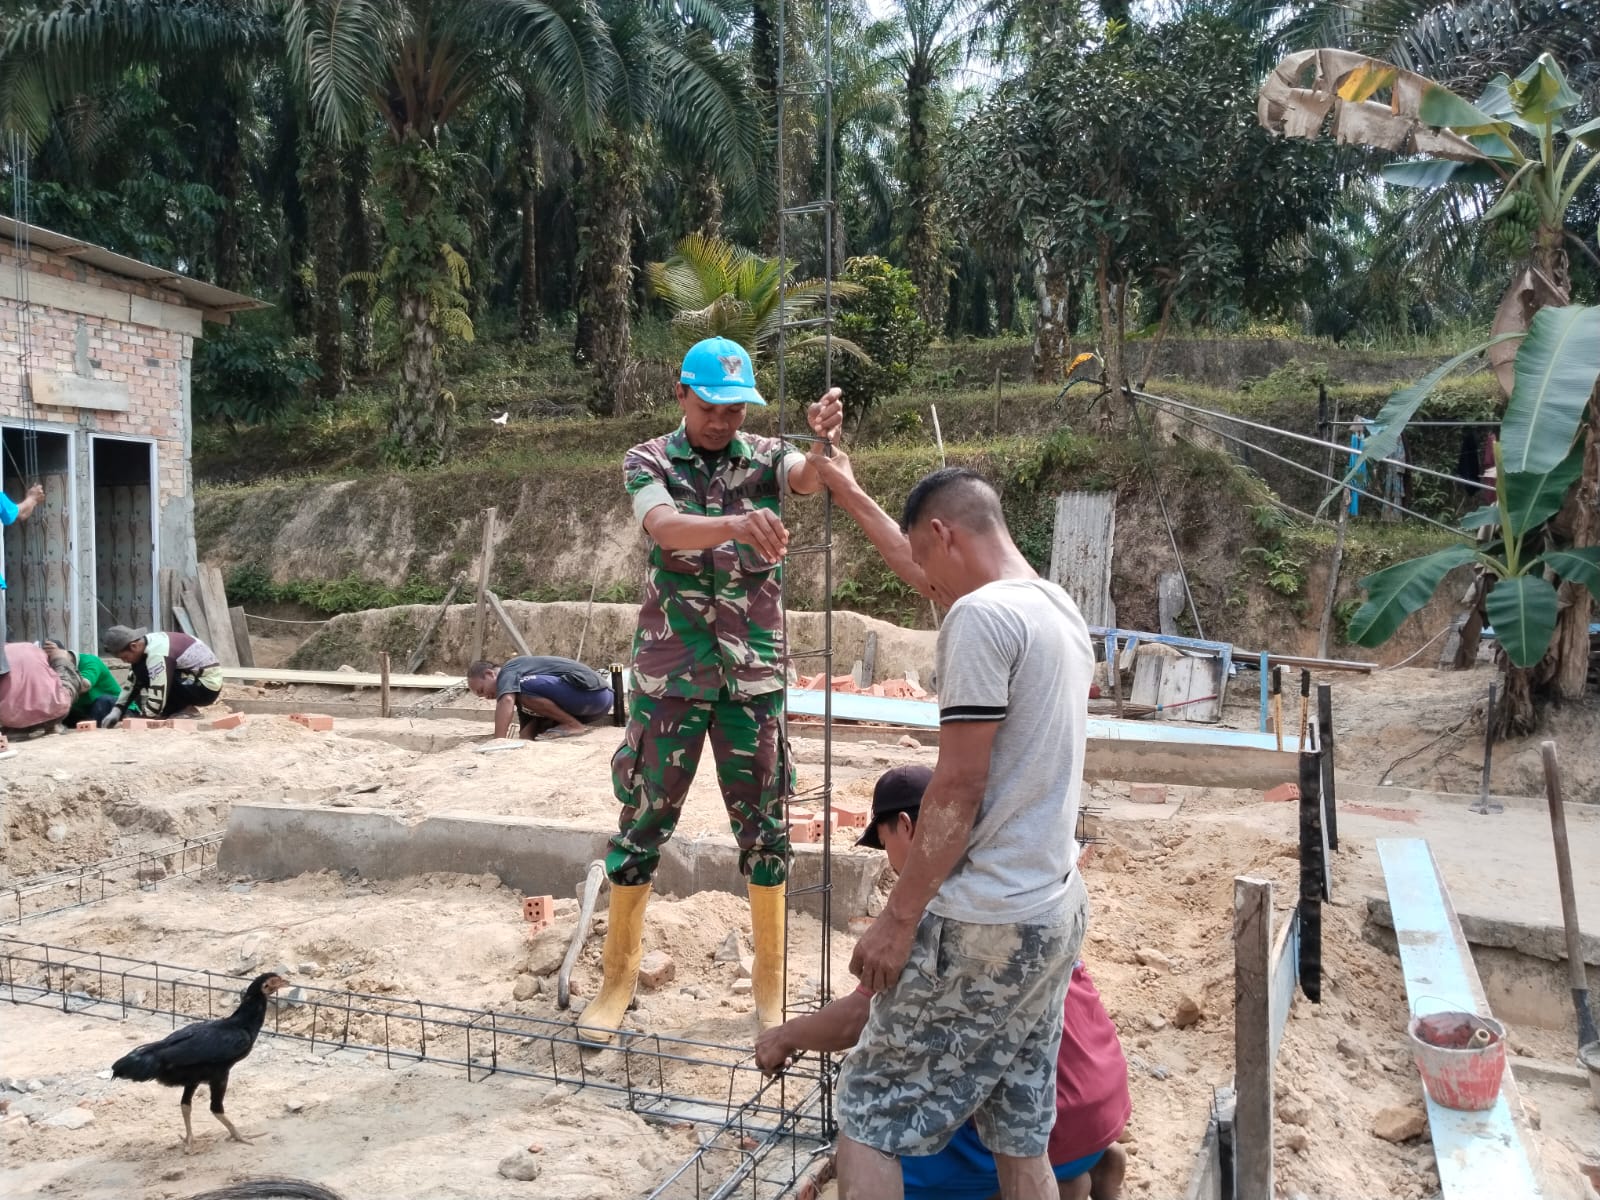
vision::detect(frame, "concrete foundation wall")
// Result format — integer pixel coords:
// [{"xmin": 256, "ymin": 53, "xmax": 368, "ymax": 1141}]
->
[{"xmin": 218, "ymin": 803, "xmax": 882, "ymax": 931}]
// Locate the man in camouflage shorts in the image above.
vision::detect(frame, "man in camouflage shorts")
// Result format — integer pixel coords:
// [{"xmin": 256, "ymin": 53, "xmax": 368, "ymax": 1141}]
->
[
  {"xmin": 576, "ymin": 336, "xmax": 843, "ymax": 1044},
  {"xmin": 802, "ymin": 459, "xmax": 1095, "ymax": 1200}
]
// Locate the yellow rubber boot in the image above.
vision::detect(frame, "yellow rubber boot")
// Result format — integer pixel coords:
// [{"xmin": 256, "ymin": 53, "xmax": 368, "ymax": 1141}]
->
[
  {"xmin": 749, "ymin": 882, "xmax": 787, "ymax": 1031},
  {"xmin": 576, "ymin": 882, "xmax": 651, "ymax": 1044}
]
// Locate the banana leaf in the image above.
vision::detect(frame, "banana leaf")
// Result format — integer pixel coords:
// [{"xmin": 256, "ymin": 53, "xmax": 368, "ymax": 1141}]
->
[
  {"xmin": 1501, "ymin": 304, "xmax": 1600, "ymax": 474},
  {"xmin": 1347, "ymin": 544, "xmax": 1477, "ymax": 647},
  {"xmin": 1484, "ymin": 573, "xmax": 1559, "ymax": 667},
  {"xmin": 1500, "ymin": 443, "xmax": 1586, "ymax": 538},
  {"xmin": 1539, "ymin": 547, "xmax": 1600, "ymax": 601}
]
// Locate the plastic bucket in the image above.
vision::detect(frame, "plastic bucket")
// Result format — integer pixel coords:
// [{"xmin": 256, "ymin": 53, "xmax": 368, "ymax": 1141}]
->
[
  {"xmin": 1579, "ymin": 1041, "xmax": 1600, "ymax": 1113},
  {"xmin": 1408, "ymin": 1010, "xmax": 1505, "ymax": 1111}
]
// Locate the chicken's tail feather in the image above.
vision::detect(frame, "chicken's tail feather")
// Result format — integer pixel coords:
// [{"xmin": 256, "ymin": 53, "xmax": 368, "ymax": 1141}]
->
[{"xmin": 111, "ymin": 1048, "xmax": 161, "ymax": 1081}]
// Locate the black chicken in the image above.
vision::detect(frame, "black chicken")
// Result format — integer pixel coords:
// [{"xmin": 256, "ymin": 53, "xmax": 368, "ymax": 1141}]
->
[{"xmin": 112, "ymin": 972, "xmax": 287, "ymax": 1151}]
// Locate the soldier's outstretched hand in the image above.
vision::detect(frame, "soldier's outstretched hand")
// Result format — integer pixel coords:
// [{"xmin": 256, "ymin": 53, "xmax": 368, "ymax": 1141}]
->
[{"xmin": 807, "ymin": 388, "xmax": 844, "ymax": 448}]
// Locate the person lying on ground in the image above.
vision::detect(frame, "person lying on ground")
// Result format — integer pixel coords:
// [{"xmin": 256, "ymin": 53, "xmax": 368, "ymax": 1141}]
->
[
  {"xmin": 100, "ymin": 625, "xmax": 223, "ymax": 725},
  {"xmin": 0, "ymin": 640, "xmax": 82, "ymax": 736},
  {"xmin": 467, "ymin": 655, "xmax": 615, "ymax": 740},
  {"xmin": 0, "ymin": 481, "xmax": 44, "ymax": 680},
  {"xmin": 793, "ymin": 463, "xmax": 1096, "ymax": 1200},
  {"xmin": 756, "ymin": 766, "xmax": 1129, "ymax": 1200},
  {"xmin": 44, "ymin": 642, "xmax": 126, "ymax": 728}
]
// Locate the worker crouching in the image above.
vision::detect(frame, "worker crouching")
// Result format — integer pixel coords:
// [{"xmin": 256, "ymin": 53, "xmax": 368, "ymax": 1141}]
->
[
  {"xmin": 576, "ymin": 337, "xmax": 843, "ymax": 1044},
  {"xmin": 100, "ymin": 625, "xmax": 224, "ymax": 726}
]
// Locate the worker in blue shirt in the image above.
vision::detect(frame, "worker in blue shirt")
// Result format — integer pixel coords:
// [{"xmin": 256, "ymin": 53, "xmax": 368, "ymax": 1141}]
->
[{"xmin": 0, "ymin": 482, "xmax": 45, "ymax": 678}]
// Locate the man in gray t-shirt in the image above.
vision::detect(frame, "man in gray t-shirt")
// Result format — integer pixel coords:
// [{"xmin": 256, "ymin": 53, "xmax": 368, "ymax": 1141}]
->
[
  {"xmin": 467, "ymin": 655, "xmax": 613, "ymax": 740},
  {"xmin": 808, "ymin": 458, "xmax": 1093, "ymax": 1200}
]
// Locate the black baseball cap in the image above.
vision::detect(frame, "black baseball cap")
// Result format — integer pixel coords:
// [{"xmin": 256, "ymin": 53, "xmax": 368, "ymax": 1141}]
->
[{"xmin": 856, "ymin": 765, "xmax": 933, "ymax": 849}]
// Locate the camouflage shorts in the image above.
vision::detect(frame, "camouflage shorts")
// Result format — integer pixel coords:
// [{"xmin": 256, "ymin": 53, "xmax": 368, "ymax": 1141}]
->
[{"xmin": 836, "ymin": 872, "xmax": 1089, "ymax": 1160}]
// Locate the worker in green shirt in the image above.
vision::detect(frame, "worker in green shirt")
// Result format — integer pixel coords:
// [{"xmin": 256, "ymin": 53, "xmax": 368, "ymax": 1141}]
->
[{"xmin": 44, "ymin": 642, "xmax": 125, "ymax": 726}]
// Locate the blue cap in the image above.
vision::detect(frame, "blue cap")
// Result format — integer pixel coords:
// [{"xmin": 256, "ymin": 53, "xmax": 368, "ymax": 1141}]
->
[{"xmin": 680, "ymin": 337, "xmax": 766, "ymax": 406}]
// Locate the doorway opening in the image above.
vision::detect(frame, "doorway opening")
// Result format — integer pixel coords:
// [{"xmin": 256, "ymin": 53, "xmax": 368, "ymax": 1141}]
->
[
  {"xmin": 1, "ymin": 426, "xmax": 74, "ymax": 646},
  {"xmin": 91, "ymin": 437, "xmax": 157, "ymax": 646}
]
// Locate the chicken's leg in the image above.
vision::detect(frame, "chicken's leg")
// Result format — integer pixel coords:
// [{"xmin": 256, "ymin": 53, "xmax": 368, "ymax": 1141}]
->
[
  {"xmin": 211, "ymin": 1109, "xmax": 259, "ymax": 1144},
  {"xmin": 180, "ymin": 1103, "xmax": 195, "ymax": 1153}
]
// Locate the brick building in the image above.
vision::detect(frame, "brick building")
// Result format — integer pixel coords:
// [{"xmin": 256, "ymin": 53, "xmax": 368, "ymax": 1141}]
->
[{"xmin": 0, "ymin": 216, "xmax": 263, "ymax": 651}]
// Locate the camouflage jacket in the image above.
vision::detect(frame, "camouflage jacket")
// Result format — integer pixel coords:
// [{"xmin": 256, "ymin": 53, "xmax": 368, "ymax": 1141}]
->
[{"xmin": 625, "ymin": 422, "xmax": 804, "ymax": 701}]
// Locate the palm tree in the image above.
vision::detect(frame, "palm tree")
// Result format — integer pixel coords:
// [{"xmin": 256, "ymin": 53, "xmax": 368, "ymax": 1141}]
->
[
  {"xmin": 883, "ymin": 0, "xmax": 972, "ymax": 334},
  {"xmin": 571, "ymin": 0, "xmax": 762, "ymax": 415},
  {"xmin": 646, "ymin": 231, "xmax": 865, "ymax": 360}
]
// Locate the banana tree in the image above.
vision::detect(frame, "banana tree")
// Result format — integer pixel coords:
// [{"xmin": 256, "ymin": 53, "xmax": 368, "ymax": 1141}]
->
[
  {"xmin": 646, "ymin": 232, "xmax": 866, "ymax": 363},
  {"xmin": 1343, "ymin": 303, "xmax": 1600, "ymax": 734},
  {"xmin": 1261, "ymin": 49, "xmax": 1600, "ymax": 708}
]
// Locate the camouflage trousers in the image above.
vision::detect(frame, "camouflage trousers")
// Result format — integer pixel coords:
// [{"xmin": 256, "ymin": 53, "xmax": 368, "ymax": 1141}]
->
[
  {"xmin": 606, "ymin": 689, "xmax": 792, "ymax": 887},
  {"xmin": 837, "ymin": 872, "xmax": 1089, "ymax": 1160}
]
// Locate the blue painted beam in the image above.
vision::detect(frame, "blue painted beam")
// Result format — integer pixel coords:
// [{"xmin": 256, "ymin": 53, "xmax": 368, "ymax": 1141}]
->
[{"xmin": 1377, "ymin": 838, "xmax": 1544, "ymax": 1200}]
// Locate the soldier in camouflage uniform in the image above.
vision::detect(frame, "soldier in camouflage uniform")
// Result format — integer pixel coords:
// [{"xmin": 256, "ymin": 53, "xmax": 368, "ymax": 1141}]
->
[{"xmin": 577, "ymin": 336, "xmax": 843, "ymax": 1044}]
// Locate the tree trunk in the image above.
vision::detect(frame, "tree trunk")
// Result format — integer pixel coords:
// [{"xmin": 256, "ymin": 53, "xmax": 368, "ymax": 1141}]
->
[
  {"xmin": 213, "ymin": 98, "xmax": 245, "ymax": 292},
  {"xmin": 1497, "ymin": 660, "xmax": 1539, "ymax": 738},
  {"xmin": 752, "ymin": 0, "xmax": 779, "ymax": 252},
  {"xmin": 994, "ymin": 255, "xmax": 1017, "ymax": 335},
  {"xmin": 1032, "ymin": 250, "xmax": 1069, "ymax": 383},
  {"xmin": 392, "ymin": 291, "xmax": 452, "ymax": 464},
  {"xmin": 518, "ymin": 90, "xmax": 543, "ymax": 344},
  {"xmin": 904, "ymin": 66, "xmax": 947, "ymax": 335},
  {"xmin": 1095, "ymin": 243, "xmax": 1128, "ymax": 431},
  {"xmin": 689, "ymin": 171, "xmax": 724, "ymax": 240},
  {"xmin": 1550, "ymin": 394, "xmax": 1598, "ymax": 699},
  {"xmin": 301, "ymin": 136, "xmax": 345, "ymax": 400},
  {"xmin": 344, "ymin": 143, "xmax": 377, "ymax": 377},
  {"xmin": 574, "ymin": 130, "xmax": 641, "ymax": 414}
]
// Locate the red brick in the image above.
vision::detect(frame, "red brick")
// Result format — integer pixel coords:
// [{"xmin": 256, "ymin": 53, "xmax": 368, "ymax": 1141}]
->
[
  {"xmin": 201, "ymin": 712, "xmax": 246, "ymax": 731},
  {"xmin": 122, "ymin": 718, "xmax": 153, "ymax": 731},
  {"xmin": 638, "ymin": 950, "xmax": 676, "ymax": 990},
  {"xmin": 522, "ymin": 895, "xmax": 554, "ymax": 925},
  {"xmin": 168, "ymin": 719, "xmax": 198, "ymax": 733},
  {"xmin": 76, "ymin": 721, "xmax": 98, "ymax": 732},
  {"xmin": 1263, "ymin": 782, "xmax": 1300, "ymax": 804},
  {"xmin": 788, "ymin": 818, "xmax": 820, "ymax": 844},
  {"xmin": 1129, "ymin": 783, "xmax": 1167, "ymax": 805},
  {"xmin": 289, "ymin": 713, "xmax": 335, "ymax": 732},
  {"xmin": 832, "ymin": 802, "xmax": 870, "ymax": 829}
]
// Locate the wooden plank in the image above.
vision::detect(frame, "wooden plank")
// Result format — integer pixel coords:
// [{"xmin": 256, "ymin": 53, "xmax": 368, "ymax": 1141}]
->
[
  {"xmin": 405, "ymin": 573, "xmax": 465, "ymax": 674},
  {"xmin": 1234, "ymin": 875, "xmax": 1274, "ymax": 1200},
  {"xmin": 471, "ymin": 507, "xmax": 498, "ymax": 663},
  {"xmin": 1180, "ymin": 1115, "xmax": 1224, "ymax": 1200},
  {"xmin": 26, "ymin": 370, "xmax": 130, "ymax": 413},
  {"xmin": 159, "ymin": 567, "xmax": 178, "ymax": 632},
  {"xmin": 172, "ymin": 604, "xmax": 196, "ymax": 638},
  {"xmin": 1377, "ymin": 839, "xmax": 1545, "ymax": 1200},
  {"xmin": 1048, "ymin": 492, "xmax": 1116, "ymax": 626},
  {"xmin": 220, "ymin": 666, "xmax": 463, "ymax": 690},
  {"xmin": 1298, "ymin": 750, "xmax": 1325, "ymax": 1001},
  {"xmin": 228, "ymin": 606, "xmax": 255, "ymax": 669},
  {"xmin": 486, "ymin": 589, "xmax": 533, "ymax": 657},
  {"xmin": 379, "ymin": 653, "xmax": 392, "ymax": 719},
  {"xmin": 179, "ymin": 579, "xmax": 212, "ymax": 646},
  {"xmin": 1317, "ymin": 684, "xmax": 1338, "ymax": 851},
  {"xmin": 1269, "ymin": 908, "xmax": 1299, "ymax": 1063},
  {"xmin": 0, "ymin": 268, "xmax": 132, "ymax": 322},
  {"xmin": 198, "ymin": 565, "xmax": 240, "ymax": 667}
]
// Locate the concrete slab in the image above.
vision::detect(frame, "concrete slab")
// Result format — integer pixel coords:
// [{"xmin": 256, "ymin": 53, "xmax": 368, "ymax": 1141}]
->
[{"xmin": 217, "ymin": 804, "xmax": 881, "ymax": 930}]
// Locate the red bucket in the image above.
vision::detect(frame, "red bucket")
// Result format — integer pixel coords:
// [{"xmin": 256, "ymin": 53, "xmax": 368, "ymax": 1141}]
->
[{"xmin": 1408, "ymin": 1011, "xmax": 1505, "ymax": 1111}]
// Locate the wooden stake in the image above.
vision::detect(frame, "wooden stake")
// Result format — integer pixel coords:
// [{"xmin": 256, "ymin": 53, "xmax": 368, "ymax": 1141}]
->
[
  {"xmin": 1296, "ymin": 669, "xmax": 1311, "ymax": 753},
  {"xmin": 1233, "ymin": 875, "xmax": 1275, "ymax": 1200},
  {"xmin": 1316, "ymin": 683, "xmax": 1337, "ymax": 852},
  {"xmin": 228, "ymin": 606, "xmax": 255, "ymax": 669},
  {"xmin": 471, "ymin": 507, "xmax": 498, "ymax": 664},
  {"xmin": 1473, "ymin": 682, "xmax": 1502, "ymax": 814},
  {"xmin": 1315, "ymin": 496, "xmax": 1349, "ymax": 660},
  {"xmin": 406, "ymin": 572, "xmax": 464, "ymax": 674},
  {"xmin": 486, "ymin": 589, "xmax": 533, "ymax": 657},
  {"xmin": 1108, "ymin": 633, "xmax": 1123, "ymax": 719},
  {"xmin": 1271, "ymin": 666, "xmax": 1283, "ymax": 752},
  {"xmin": 1540, "ymin": 741, "xmax": 1599, "ymax": 1048},
  {"xmin": 862, "ymin": 631, "xmax": 878, "ymax": 687},
  {"xmin": 379, "ymin": 652, "xmax": 391, "ymax": 719}
]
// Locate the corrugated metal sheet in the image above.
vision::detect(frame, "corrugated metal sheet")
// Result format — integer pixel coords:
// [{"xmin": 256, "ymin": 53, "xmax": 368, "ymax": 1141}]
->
[
  {"xmin": 0, "ymin": 215, "xmax": 265, "ymax": 315},
  {"xmin": 1048, "ymin": 491, "xmax": 1116, "ymax": 627}
]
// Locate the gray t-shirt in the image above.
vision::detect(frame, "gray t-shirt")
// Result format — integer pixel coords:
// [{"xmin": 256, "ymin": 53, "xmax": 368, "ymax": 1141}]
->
[
  {"xmin": 928, "ymin": 577, "xmax": 1092, "ymax": 925},
  {"xmin": 495, "ymin": 655, "xmax": 606, "ymax": 698}
]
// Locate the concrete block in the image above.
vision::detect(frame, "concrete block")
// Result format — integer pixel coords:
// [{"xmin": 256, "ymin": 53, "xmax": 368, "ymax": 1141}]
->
[
  {"xmin": 217, "ymin": 804, "xmax": 878, "ymax": 932},
  {"xmin": 1263, "ymin": 782, "xmax": 1300, "ymax": 804},
  {"xmin": 290, "ymin": 713, "xmax": 335, "ymax": 732},
  {"xmin": 1129, "ymin": 783, "xmax": 1168, "ymax": 806},
  {"xmin": 522, "ymin": 895, "xmax": 554, "ymax": 926},
  {"xmin": 201, "ymin": 712, "xmax": 247, "ymax": 732}
]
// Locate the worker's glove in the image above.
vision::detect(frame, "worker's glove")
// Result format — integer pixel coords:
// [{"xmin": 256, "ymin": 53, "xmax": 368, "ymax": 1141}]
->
[{"xmin": 99, "ymin": 706, "xmax": 124, "ymax": 730}]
